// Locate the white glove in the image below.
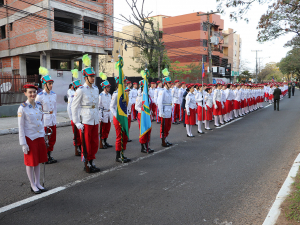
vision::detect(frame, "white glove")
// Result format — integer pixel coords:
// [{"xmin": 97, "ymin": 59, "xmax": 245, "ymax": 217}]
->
[
  {"xmin": 22, "ymin": 144, "xmax": 29, "ymax": 154},
  {"xmin": 99, "ymin": 117, "xmax": 103, "ymax": 122},
  {"xmin": 187, "ymin": 111, "xmax": 190, "ymax": 116},
  {"xmin": 159, "ymin": 113, "xmax": 165, "ymax": 118},
  {"xmin": 76, "ymin": 123, "xmax": 84, "ymax": 131},
  {"xmin": 214, "ymin": 104, "xmax": 218, "ymax": 109}
]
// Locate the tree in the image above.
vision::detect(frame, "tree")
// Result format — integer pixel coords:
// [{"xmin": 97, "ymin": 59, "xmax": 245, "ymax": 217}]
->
[
  {"xmin": 278, "ymin": 47, "xmax": 300, "ymax": 80},
  {"xmin": 258, "ymin": 62, "xmax": 284, "ymax": 82},
  {"xmin": 169, "ymin": 61, "xmax": 190, "ymax": 81},
  {"xmin": 186, "ymin": 62, "xmax": 203, "ymax": 83},
  {"xmin": 237, "ymin": 70, "xmax": 252, "ymax": 83},
  {"xmin": 120, "ymin": 0, "xmax": 165, "ymax": 77},
  {"xmin": 216, "ymin": 0, "xmax": 300, "ymax": 45}
]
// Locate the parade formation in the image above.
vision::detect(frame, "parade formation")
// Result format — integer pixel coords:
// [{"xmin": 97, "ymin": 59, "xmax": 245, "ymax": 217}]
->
[{"xmin": 17, "ymin": 55, "xmax": 289, "ymax": 195}]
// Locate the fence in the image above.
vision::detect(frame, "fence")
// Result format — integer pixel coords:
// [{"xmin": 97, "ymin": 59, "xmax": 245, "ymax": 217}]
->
[{"xmin": 0, "ymin": 75, "xmax": 37, "ymax": 106}]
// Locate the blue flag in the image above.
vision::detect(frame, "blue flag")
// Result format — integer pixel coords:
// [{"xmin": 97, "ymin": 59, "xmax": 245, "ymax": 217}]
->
[{"xmin": 139, "ymin": 70, "xmax": 152, "ymax": 138}]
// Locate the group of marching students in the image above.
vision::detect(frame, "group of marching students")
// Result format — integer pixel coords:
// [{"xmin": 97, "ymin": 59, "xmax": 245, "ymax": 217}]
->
[{"xmin": 17, "ymin": 54, "xmax": 289, "ymax": 194}]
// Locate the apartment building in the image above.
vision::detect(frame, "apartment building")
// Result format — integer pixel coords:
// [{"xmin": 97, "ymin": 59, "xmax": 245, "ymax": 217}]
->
[{"xmin": 0, "ymin": 0, "xmax": 113, "ymax": 78}]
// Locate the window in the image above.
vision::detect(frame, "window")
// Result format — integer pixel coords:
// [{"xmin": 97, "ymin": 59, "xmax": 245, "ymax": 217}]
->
[
  {"xmin": 0, "ymin": 0, "xmax": 3, "ymax": 5},
  {"xmin": 203, "ymin": 23, "xmax": 207, "ymax": 31},
  {"xmin": 235, "ymin": 50, "xmax": 237, "ymax": 56},
  {"xmin": 1, "ymin": 25, "xmax": 5, "ymax": 39},
  {"xmin": 84, "ymin": 20, "xmax": 97, "ymax": 36},
  {"xmin": 203, "ymin": 39, "xmax": 207, "ymax": 47},
  {"xmin": 203, "ymin": 55, "xmax": 208, "ymax": 62},
  {"xmin": 9, "ymin": 23, "xmax": 12, "ymax": 31},
  {"xmin": 235, "ymin": 40, "xmax": 237, "ymax": 45},
  {"xmin": 54, "ymin": 17, "xmax": 73, "ymax": 34}
]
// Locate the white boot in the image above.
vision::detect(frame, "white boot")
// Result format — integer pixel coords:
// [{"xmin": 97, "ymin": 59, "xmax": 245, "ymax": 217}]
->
[
  {"xmin": 198, "ymin": 121, "xmax": 203, "ymax": 133},
  {"xmin": 186, "ymin": 124, "xmax": 190, "ymax": 136},
  {"xmin": 189, "ymin": 125, "xmax": 193, "ymax": 137},
  {"xmin": 214, "ymin": 115, "xmax": 219, "ymax": 126}
]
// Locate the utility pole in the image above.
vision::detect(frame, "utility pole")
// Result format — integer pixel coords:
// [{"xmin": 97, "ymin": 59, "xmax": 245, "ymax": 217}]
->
[
  {"xmin": 197, "ymin": 11, "xmax": 218, "ymax": 84},
  {"xmin": 251, "ymin": 50, "xmax": 262, "ymax": 83}
]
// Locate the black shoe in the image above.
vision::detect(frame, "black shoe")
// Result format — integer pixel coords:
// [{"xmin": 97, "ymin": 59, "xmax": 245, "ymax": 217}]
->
[
  {"xmin": 214, "ymin": 125, "xmax": 220, "ymax": 127},
  {"xmin": 89, "ymin": 166, "xmax": 101, "ymax": 173},
  {"xmin": 104, "ymin": 139, "xmax": 112, "ymax": 148},
  {"xmin": 184, "ymin": 124, "xmax": 186, "ymax": 127},
  {"xmin": 189, "ymin": 135, "xmax": 195, "ymax": 137},
  {"xmin": 38, "ymin": 187, "xmax": 48, "ymax": 192},
  {"xmin": 198, "ymin": 131, "xmax": 205, "ymax": 134},
  {"xmin": 46, "ymin": 157, "xmax": 57, "ymax": 164},
  {"xmin": 147, "ymin": 148, "xmax": 154, "ymax": 154},
  {"xmin": 31, "ymin": 187, "xmax": 42, "ymax": 194},
  {"xmin": 116, "ymin": 157, "xmax": 130, "ymax": 163},
  {"xmin": 166, "ymin": 140, "xmax": 172, "ymax": 146},
  {"xmin": 141, "ymin": 144, "xmax": 148, "ymax": 153},
  {"xmin": 220, "ymin": 123, "xmax": 225, "ymax": 125},
  {"xmin": 127, "ymin": 139, "xmax": 132, "ymax": 142}
]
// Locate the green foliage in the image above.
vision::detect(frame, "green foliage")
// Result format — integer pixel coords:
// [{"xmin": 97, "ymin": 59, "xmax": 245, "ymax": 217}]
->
[
  {"xmin": 237, "ymin": 70, "xmax": 252, "ymax": 83},
  {"xmin": 284, "ymin": 166, "xmax": 300, "ymax": 221},
  {"xmin": 258, "ymin": 62, "xmax": 284, "ymax": 82},
  {"xmin": 278, "ymin": 48, "xmax": 300, "ymax": 80},
  {"xmin": 169, "ymin": 61, "xmax": 190, "ymax": 81},
  {"xmin": 216, "ymin": 0, "xmax": 300, "ymax": 46}
]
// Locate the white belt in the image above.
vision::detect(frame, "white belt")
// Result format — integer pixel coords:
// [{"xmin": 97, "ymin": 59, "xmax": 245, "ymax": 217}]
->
[
  {"xmin": 81, "ymin": 105, "xmax": 96, "ymax": 109},
  {"xmin": 163, "ymin": 103, "xmax": 172, "ymax": 106},
  {"xmin": 43, "ymin": 111, "xmax": 53, "ymax": 114}
]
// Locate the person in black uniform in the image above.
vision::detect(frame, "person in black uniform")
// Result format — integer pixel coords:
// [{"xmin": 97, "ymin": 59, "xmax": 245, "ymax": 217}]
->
[
  {"xmin": 292, "ymin": 83, "xmax": 295, "ymax": 96},
  {"xmin": 181, "ymin": 88, "xmax": 188, "ymax": 127},
  {"xmin": 273, "ymin": 84, "xmax": 282, "ymax": 111},
  {"xmin": 288, "ymin": 84, "xmax": 292, "ymax": 98}
]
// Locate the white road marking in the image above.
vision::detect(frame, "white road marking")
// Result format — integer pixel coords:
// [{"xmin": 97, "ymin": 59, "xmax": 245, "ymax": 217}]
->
[
  {"xmin": 0, "ymin": 144, "xmax": 178, "ymax": 214},
  {"xmin": 262, "ymin": 153, "xmax": 300, "ymax": 225}
]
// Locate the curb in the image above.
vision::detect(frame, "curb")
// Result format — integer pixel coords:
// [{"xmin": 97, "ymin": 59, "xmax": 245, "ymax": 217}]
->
[
  {"xmin": 262, "ymin": 153, "xmax": 300, "ymax": 225},
  {"xmin": 0, "ymin": 121, "xmax": 71, "ymax": 136}
]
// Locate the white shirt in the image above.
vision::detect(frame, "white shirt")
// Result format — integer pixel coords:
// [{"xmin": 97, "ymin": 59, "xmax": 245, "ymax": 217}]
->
[
  {"xmin": 35, "ymin": 90, "xmax": 57, "ymax": 127},
  {"xmin": 204, "ymin": 93, "xmax": 213, "ymax": 108},
  {"xmin": 172, "ymin": 86, "xmax": 180, "ymax": 104},
  {"xmin": 129, "ymin": 88, "xmax": 138, "ymax": 105},
  {"xmin": 185, "ymin": 92, "xmax": 197, "ymax": 114},
  {"xmin": 149, "ymin": 87, "xmax": 155, "ymax": 101},
  {"xmin": 213, "ymin": 89, "xmax": 222, "ymax": 105},
  {"xmin": 18, "ymin": 100, "xmax": 45, "ymax": 146},
  {"xmin": 234, "ymin": 89, "xmax": 241, "ymax": 101},
  {"xmin": 135, "ymin": 92, "xmax": 143, "ymax": 113},
  {"xmin": 110, "ymin": 91, "xmax": 118, "ymax": 118},
  {"xmin": 71, "ymin": 83, "xmax": 99, "ymax": 125},
  {"xmin": 157, "ymin": 87, "xmax": 172, "ymax": 118},
  {"xmin": 195, "ymin": 91, "xmax": 204, "ymax": 107},
  {"xmin": 99, "ymin": 91, "xmax": 112, "ymax": 123},
  {"xmin": 67, "ymin": 89, "xmax": 75, "ymax": 98},
  {"xmin": 154, "ymin": 87, "xmax": 163, "ymax": 104}
]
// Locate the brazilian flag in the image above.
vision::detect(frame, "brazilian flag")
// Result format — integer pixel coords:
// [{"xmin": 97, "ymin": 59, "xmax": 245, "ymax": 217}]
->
[{"xmin": 116, "ymin": 57, "xmax": 129, "ymax": 138}]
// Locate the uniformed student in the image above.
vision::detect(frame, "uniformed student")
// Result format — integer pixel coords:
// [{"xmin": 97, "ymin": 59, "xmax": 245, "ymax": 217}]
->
[
  {"xmin": 172, "ymin": 80, "xmax": 181, "ymax": 124},
  {"xmin": 71, "ymin": 55, "xmax": 100, "ymax": 173},
  {"xmin": 18, "ymin": 84, "xmax": 48, "ymax": 194},
  {"xmin": 213, "ymin": 83, "xmax": 224, "ymax": 127},
  {"xmin": 185, "ymin": 85, "xmax": 197, "ymax": 137},
  {"xmin": 36, "ymin": 67, "xmax": 57, "ymax": 164},
  {"xmin": 195, "ymin": 84, "xmax": 205, "ymax": 133},
  {"xmin": 157, "ymin": 77, "xmax": 173, "ymax": 147},
  {"xmin": 130, "ymin": 82, "xmax": 138, "ymax": 120},
  {"xmin": 67, "ymin": 71, "xmax": 82, "ymax": 156},
  {"xmin": 98, "ymin": 76, "xmax": 113, "ymax": 149},
  {"xmin": 110, "ymin": 76, "xmax": 131, "ymax": 163},
  {"xmin": 154, "ymin": 81, "xmax": 163, "ymax": 123},
  {"xmin": 125, "ymin": 87, "xmax": 133, "ymax": 142},
  {"xmin": 149, "ymin": 82, "xmax": 156, "ymax": 120},
  {"xmin": 204, "ymin": 87, "xmax": 213, "ymax": 130}
]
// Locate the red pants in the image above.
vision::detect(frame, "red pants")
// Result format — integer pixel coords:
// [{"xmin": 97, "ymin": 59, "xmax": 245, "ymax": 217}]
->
[
  {"xmin": 128, "ymin": 114, "xmax": 131, "ymax": 130},
  {"xmin": 151, "ymin": 103, "xmax": 156, "ymax": 118},
  {"xmin": 172, "ymin": 103, "xmax": 180, "ymax": 122},
  {"xmin": 71, "ymin": 120, "xmax": 81, "ymax": 146},
  {"xmin": 185, "ymin": 108, "xmax": 196, "ymax": 125},
  {"xmin": 180, "ymin": 107, "xmax": 184, "ymax": 121},
  {"xmin": 44, "ymin": 125, "xmax": 56, "ymax": 152},
  {"xmin": 24, "ymin": 137, "xmax": 48, "ymax": 167},
  {"xmin": 100, "ymin": 121, "xmax": 111, "ymax": 139},
  {"xmin": 79, "ymin": 124, "xmax": 99, "ymax": 161},
  {"xmin": 160, "ymin": 117, "xmax": 172, "ymax": 138},
  {"xmin": 131, "ymin": 104, "xmax": 137, "ymax": 119},
  {"xmin": 113, "ymin": 117, "xmax": 128, "ymax": 151}
]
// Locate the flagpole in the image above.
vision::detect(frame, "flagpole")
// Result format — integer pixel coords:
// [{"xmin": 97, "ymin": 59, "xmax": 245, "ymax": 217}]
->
[{"xmin": 202, "ymin": 57, "xmax": 204, "ymax": 123}]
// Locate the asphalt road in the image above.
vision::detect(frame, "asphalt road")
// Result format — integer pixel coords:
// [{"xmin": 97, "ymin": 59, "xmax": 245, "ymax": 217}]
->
[{"xmin": 1, "ymin": 93, "xmax": 300, "ymax": 225}]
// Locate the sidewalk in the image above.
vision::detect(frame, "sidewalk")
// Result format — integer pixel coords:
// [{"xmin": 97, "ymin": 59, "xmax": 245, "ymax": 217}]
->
[{"xmin": 0, "ymin": 111, "xmax": 71, "ymax": 136}]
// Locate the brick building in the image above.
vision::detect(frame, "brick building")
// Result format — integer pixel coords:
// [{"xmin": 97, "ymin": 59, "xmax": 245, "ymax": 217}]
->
[
  {"xmin": 0, "ymin": 0, "xmax": 113, "ymax": 78},
  {"xmin": 162, "ymin": 12, "xmax": 229, "ymax": 80}
]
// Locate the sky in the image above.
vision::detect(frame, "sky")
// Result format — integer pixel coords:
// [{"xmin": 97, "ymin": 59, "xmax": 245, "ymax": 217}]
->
[{"xmin": 113, "ymin": 0, "xmax": 293, "ymax": 73}]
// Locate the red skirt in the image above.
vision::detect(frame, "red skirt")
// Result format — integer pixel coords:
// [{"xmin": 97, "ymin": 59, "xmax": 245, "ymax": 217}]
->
[
  {"xmin": 213, "ymin": 101, "xmax": 222, "ymax": 116},
  {"xmin": 24, "ymin": 137, "xmax": 48, "ymax": 167},
  {"xmin": 233, "ymin": 100, "xmax": 240, "ymax": 110},
  {"xmin": 268, "ymin": 94, "xmax": 273, "ymax": 100},
  {"xmin": 240, "ymin": 99, "xmax": 245, "ymax": 108},
  {"xmin": 185, "ymin": 108, "xmax": 196, "ymax": 125},
  {"xmin": 197, "ymin": 105, "xmax": 204, "ymax": 121},
  {"xmin": 204, "ymin": 106, "xmax": 213, "ymax": 121},
  {"xmin": 244, "ymin": 99, "xmax": 247, "ymax": 107},
  {"xmin": 225, "ymin": 100, "xmax": 231, "ymax": 113}
]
